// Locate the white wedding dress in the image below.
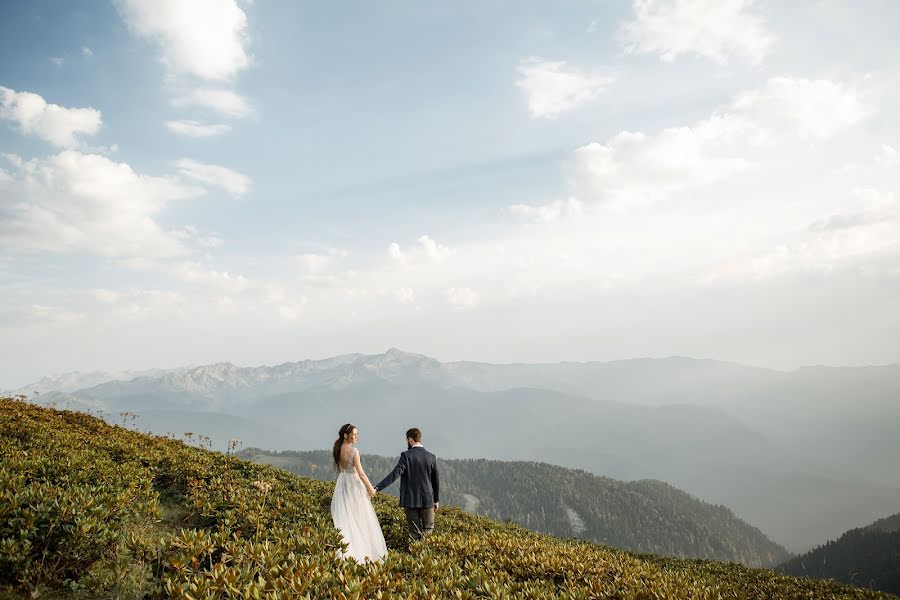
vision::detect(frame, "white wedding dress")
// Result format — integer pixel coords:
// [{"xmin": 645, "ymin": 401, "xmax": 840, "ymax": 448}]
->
[{"xmin": 330, "ymin": 447, "xmax": 388, "ymax": 562}]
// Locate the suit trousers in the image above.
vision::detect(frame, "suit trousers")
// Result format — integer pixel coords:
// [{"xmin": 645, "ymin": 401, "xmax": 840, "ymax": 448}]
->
[{"xmin": 404, "ymin": 507, "xmax": 435, "ymax": 540}]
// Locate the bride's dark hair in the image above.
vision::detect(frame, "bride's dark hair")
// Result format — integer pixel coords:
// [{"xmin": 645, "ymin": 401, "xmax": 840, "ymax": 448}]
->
[{"xmin": 332, "ymin": 423, "xmax": 356, "ymax": 469}]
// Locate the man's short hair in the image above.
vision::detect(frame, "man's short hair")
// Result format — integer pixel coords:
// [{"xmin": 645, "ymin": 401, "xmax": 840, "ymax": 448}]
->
[{"xmin": 406, "ymin": 427, "xmax": 422, "ymax": 442}]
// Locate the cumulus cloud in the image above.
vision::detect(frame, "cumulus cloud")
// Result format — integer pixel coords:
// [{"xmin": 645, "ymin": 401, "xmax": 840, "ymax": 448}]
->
[
  {"xmin": 619, "ymin": 0, "xmax": 775, "ymax": 65},
  {"xmin": 516, "ymin": 57, "xmax": 614, "ymax": 119},
  {"xmin": 166, "ymin": 119, "xmax": 232, "ymax": 137},
  {"xmin": 295, "ymin": 249, "xmax": 349, "ymax": 276},
  {"xmin": 724, "ymin": 77, "xmax": 865, "ymax": 142},
  {"xmin": 571, "ymin": 128, "xmax": 752, "ymax": 204},
  {"xmin": 175, "ymin": 158, "xmax": 251, "ymax": 197},
  {"xmin": 82, "ymin": 46, "xmax": 94, "ymax": 58},
  {"xmin": 389, "ymin": 235, "xmax": 453, "ymax": 265},
  {"xmin": 171, "ymin": 88, "xmax": 254, "ymax": 118},
  {"xmin": 0, "ymin": 86, "xmax": 102, "ymax": 148},
  {"xmin": 0, "ymin": 150, "xmax": 203, "ymax": 258},
  {"xmin": 115, "ymin": 0, "xmax": 250, "ymax": 81},
  {"xmin": 571, "ymin": 77, "xmax": 865, "ymax": 205}
]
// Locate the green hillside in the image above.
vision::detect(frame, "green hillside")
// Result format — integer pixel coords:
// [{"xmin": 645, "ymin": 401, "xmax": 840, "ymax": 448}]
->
[
  {"xmin": 777, "ymin": 514, "xmax": 900, "ymax": 594},
  {"xmin": 245, "ymin": 449, "xmax": 789, "ymax": 567},
  {"xmin": 1, "ymin": 397, "xmax": 895, "ymax": 600}
]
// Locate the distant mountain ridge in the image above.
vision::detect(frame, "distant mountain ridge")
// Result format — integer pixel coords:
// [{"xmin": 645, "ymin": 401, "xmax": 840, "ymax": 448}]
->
[
  {"xmin": 21, "ymin": 348, "xmax": 900, "ymax": 553},
  {"xmin": 246, "ymin": 447, "xmax": 791, "ymax": 568}
]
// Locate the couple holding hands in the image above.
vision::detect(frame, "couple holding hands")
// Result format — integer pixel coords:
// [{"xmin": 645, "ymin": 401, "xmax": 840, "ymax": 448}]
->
[{"xmin": 330, "ymin": 424, "xmax": 440, "ymax": 563}]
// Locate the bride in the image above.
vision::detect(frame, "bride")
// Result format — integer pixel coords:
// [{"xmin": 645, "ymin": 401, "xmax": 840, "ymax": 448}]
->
[{"xmin": 330, "ymin": 423, "xmax": 388, "ymax": 562}]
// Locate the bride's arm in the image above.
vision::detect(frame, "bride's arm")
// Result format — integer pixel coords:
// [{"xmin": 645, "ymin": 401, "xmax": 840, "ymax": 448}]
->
[{"xmin": 352, "ymin": 449, "xmax": 376, "ymax": 496}]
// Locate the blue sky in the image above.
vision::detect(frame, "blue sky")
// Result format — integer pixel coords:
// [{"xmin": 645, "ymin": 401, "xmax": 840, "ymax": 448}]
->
[{"xmin": 2, "ymin": 0, "xmax": 900, "ymax": 386}]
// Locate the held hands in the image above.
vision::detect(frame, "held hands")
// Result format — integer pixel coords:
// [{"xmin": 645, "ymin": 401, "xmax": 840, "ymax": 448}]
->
[
  {"xmin": 434, "ymin": 502, "xmax": 439, "ymax": 512},
  {"xmin": 368, "ymin": 487, "xmax": 377, "ymax": 499}
]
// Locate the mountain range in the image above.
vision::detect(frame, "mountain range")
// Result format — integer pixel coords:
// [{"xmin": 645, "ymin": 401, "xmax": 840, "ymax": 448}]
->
[{"xmin": 16, "ymin": 348, "xmax": 900, "ymax": 553}]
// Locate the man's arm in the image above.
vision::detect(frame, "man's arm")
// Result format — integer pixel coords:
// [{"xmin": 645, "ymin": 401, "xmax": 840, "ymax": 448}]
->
[
  {"xmin": 374, "ymin": 452, "xmax": 409, "ymax": 492},
  {"xmin": 431, "ymin": 457, "xmax": 440, "ymax": 507}
]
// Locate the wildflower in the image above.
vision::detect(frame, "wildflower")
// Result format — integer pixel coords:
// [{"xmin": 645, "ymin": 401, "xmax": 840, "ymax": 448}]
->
[{"xmin": 252, "ymin": 480, "xmax": 273, "ymax": 494}]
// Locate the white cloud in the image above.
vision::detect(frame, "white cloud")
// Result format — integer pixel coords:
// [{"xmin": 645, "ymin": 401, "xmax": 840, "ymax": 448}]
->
[
  {"xmin": 0, "ymin": 86, "xmax": 102, "ymax": 148},
  {"xmin": 709, "ymin": 189, "xmax": 900, "ymax": 282},
  {"xmin": 175, "ymin": 158, "xmax": 251, "ymax": 197},
  {"xmin": 446, "ymin": 287, "xmax": 479, "ymax": 309},
  {"xmin": 388, "ymin": 242, "xmax": 406, "ymax": 264},
  {"xmin": 115, "ymin": 0, "xmax": 250, "ymax": 81},
  {"xmin": 108, "ymin": 290, "xmax": 185, "ymax": 320},
  {"xmin": 49, "ymin": 57, "xmax": 64, "ymax": 67},
  {"xmin": 619, "ymin": 0, "xmax": 775, "ymax": 65},
  {"xmin": 172, "ymin": 88, "xmax": 254, "ymax": 118},
  {"xmin": 166, "ymin": 119, "xmax": 232, "ymax": 137},
  {"xmin": 172, "ymin": 261, "xmax": 250, "ymax": 292},
  {"xmin": 571, "ymin": 77, "xmax": 864, "ymax": 206},
  {"xmin": 82, "ymin": 46, "xmax": 94, "ymax": 58},
  {"xmin": 516, "ymin": 57, "xmax": 613, "ymax": 119},
  {"xmin": 508, "ymin": 197, "xmax": 584, "ymax": 223},
  {"xmin": 876, "ymin": 144, "xmax": 900, "ymax": 167},
  {"xmin": 389, "ymin": 235, "xmax": 453, "ymax": 265},
  {"xmin": 172, "ymin": 225, "xmax": 223, "ymax": 249},
  {"xmin": 571, "ymin": 128, "xmax": 751, "ymax": 204},
  {"xmin": 725, "ymin": 77, "xmax": 865, "ymax": 142},
  {"xmin": 0, "ymin": 150, "xmax": 203, "ymax": 258},
  {"xmin": 295, "ymin": 249, "xmax": 348, "ymax": 276},
  {"xmin": 419, "ymin": 235, "xmax": 452, "ymax": 261}
]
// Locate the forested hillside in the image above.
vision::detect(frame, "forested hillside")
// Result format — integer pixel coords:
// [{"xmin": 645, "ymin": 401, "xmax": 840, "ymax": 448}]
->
[{"xmin": 778, "ymin": 514, "xmax": 900, "ymax": 595}]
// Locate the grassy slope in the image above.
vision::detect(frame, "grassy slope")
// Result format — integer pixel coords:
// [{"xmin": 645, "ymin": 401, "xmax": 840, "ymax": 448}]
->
[{"xmin": 1, "ymin": 397, "xmax": 895, "ymax": 600}]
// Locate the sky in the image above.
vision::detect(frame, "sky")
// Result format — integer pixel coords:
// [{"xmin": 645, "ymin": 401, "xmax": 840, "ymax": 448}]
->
[{"xmin": 2, "ymin": 0, "xmax": 900, "ymax": 387}]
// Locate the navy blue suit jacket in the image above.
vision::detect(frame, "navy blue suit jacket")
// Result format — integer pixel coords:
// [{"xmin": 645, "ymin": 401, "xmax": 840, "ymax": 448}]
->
[{"xmin": 374, "ymin": 446, "xmax": 440, "ymax": 508}]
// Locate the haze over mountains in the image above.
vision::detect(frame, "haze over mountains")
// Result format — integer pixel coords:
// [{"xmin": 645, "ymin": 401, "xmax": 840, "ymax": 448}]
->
[{"xmin": 16, "ymin": 348, "xmax": 900, "ymax": 553}]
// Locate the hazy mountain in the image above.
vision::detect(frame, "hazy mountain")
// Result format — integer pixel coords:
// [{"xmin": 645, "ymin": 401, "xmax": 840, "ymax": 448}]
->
[
  {"xmin": 247, "ymin": 448, "xmax": 791, "ymax": 568},
  {"xmin": 777, "ymin": 513, "xmax": 900, "ymax": 594},
  {"xmin": 25, "ymin": 348, "xmax": 900, "ymax": 552},
  {"xmin": 4, "ymin": 368, "xmax": 164, "ymax": 398}
]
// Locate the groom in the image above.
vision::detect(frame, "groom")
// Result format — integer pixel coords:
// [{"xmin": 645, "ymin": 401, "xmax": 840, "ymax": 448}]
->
[{"xmin": 374, "ymin": 427, "xmax": 440, "ymax": 540}]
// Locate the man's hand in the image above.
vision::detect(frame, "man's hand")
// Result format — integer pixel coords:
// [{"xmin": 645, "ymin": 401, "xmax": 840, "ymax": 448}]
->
[{"xmin": 434, "ymin": 502, "xmax": 439, "ymax": 512}]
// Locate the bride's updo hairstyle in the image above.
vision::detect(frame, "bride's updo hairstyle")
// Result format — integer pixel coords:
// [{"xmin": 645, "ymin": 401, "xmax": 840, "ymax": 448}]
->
[{"xmin": 332, "ymin": 423, "xmax": 356, "ymax": 469}]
